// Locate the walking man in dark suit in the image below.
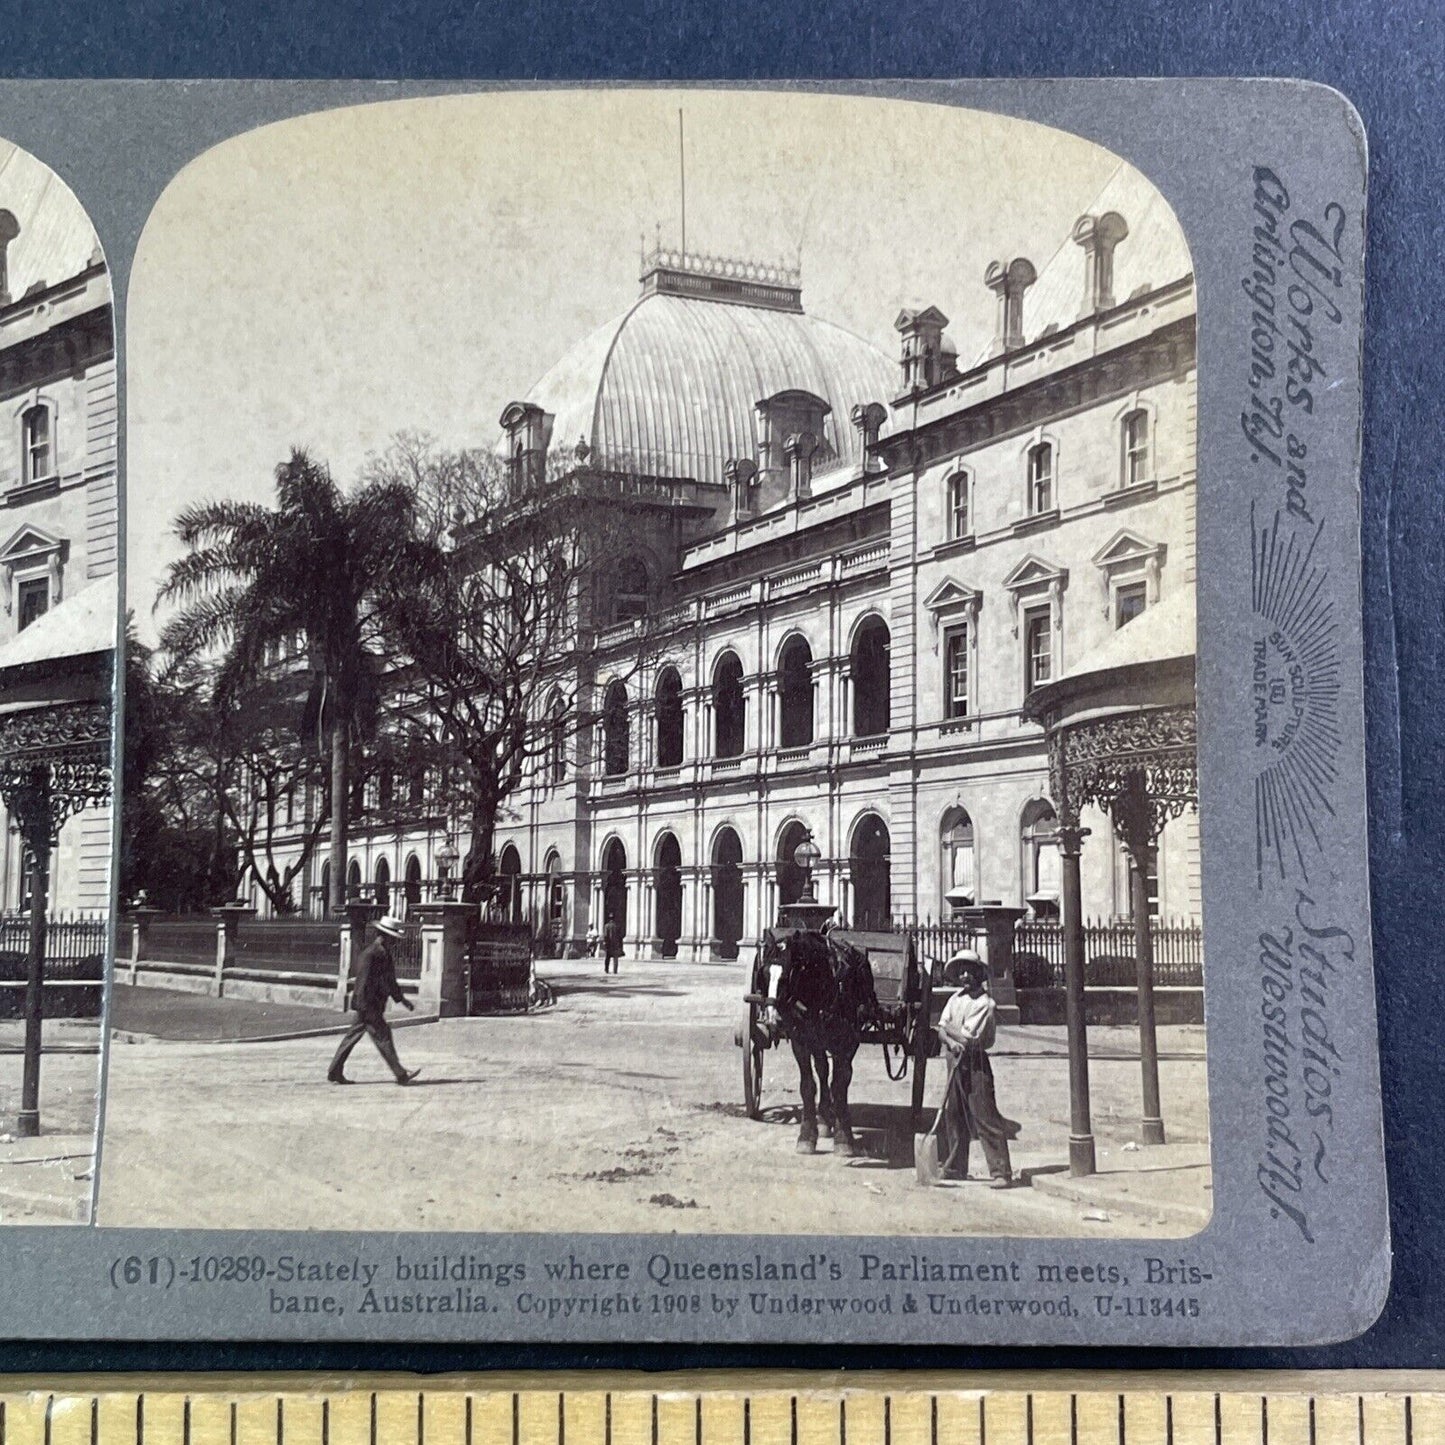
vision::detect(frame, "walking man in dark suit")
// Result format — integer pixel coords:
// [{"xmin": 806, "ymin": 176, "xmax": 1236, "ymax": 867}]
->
[
  {"xmin": 602, "ymin": 915, "xmax": 622, "ymax": 975},
  {"xmin": 328, "ymin": 913, "xmax": 420, "ymax": 1085}
]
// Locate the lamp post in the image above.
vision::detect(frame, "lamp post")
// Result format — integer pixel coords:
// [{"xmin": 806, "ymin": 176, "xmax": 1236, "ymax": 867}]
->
[
  {"xmin": 793, "ymin": 831, "xmax": 821, "ymax": 903},
  {"xmin": 436, "ymin": 833, "xmax": 460, "ymax": 901},
  {"xmin": 778, "ymin": 829, "xmax": 835, "ymax": 932}
]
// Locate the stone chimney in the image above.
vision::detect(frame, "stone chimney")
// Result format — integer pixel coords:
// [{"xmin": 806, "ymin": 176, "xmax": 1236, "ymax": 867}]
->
[
  {"xmin": 1072, "ymin": 211, "xmax": 1129, "ymax": 315},
  {"xmin": 894, "ymin": 307, "xmax": 949, "ymax": 392},
  {"xmin": 984, "ymin": 258, "xmax": 1037, "ymax": 355},
  {"xmin": 851, "ymin": 402, "xmax": 887, "ymax": 472},
  {"xmin": 0, "ymin": 211, "xmax": 19, "ymax": 308},
  {"xmin": 726, "ymin": 456, "xmax": 759, "ymax": 522},
  {"xmin": 784, "ymin": 432, "xmax": 819, "ymax": 501}
]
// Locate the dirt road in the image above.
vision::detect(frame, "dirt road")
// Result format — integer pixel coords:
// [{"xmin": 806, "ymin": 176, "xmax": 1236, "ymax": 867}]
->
[{"xmin": 98, "ymin": 960, "xmax": 1210, "ymax": 1236}]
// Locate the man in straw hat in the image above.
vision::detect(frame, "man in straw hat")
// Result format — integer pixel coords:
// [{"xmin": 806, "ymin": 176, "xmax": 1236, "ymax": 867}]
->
[
  {"xmin": 935, "ymin": 949, "xmax": 1018, "ymax": 1188},
  {"xmin": 327, "ymin": 913, "xmax": 420, "ymax": 1085}
]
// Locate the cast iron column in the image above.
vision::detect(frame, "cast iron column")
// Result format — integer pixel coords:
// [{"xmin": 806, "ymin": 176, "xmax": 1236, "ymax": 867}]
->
[
  {"xmin": 17, "ymin": 825, "xmax": 50, "ymax": 1137},
  {"xmin": 1058, "ymin": 817, "xmax": 1096, "ymax": 1176},
  {"xmin": 1118, "ymin": 771, "xmax": 1166, "ymax": 1145}
]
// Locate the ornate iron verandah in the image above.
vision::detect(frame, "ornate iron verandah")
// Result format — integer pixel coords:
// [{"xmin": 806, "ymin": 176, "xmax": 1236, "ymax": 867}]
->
[
  {"xmin": 0, "ymin": 587, "xmax": 113, "ymax": 1136},
  {"xmin": 1025, "ymin": 589, "xmax": 1198, "ymax": 1177}
]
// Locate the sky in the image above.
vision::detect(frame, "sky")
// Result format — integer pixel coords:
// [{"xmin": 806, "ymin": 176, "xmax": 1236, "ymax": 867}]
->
[{"xmin": 125, "ymin": 88, "xmax": 1183, "ymax": 642}]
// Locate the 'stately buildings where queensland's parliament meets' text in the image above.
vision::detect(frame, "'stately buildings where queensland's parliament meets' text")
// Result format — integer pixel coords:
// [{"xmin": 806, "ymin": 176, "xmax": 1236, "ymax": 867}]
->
[{"xmin": 280, "ymin": 162, "xmax": 1199, "ymax": 961}]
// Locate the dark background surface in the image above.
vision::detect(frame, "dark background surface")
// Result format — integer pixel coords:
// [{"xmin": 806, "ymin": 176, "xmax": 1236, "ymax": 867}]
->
[{"xmin": 3, "ymin": 0, "xmax": 1442, "ymax": 1376}]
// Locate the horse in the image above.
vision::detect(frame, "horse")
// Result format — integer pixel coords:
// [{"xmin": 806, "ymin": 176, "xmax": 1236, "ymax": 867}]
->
[{"xmin": 755, "ymin": 927, "xmax": 882, "ymax": 1156}]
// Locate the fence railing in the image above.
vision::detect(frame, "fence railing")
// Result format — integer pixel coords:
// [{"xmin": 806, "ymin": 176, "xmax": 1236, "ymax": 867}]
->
[
  {"xmin": 900, "ymin": 916, "xmax": 1203, "ymax": 989},
  {"xmin": 1011, "ymin": 917, "xmax": 1204, "ymax": 988},
  {"xmin": 0, "ymin": 912, "xmax": 107, "ymax": 1017}
]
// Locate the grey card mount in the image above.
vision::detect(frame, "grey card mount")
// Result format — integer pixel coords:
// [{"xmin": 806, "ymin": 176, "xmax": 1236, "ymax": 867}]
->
[{"xmin": 0, "ymin": 78, "xmax": 1384, "ymax": 1344}]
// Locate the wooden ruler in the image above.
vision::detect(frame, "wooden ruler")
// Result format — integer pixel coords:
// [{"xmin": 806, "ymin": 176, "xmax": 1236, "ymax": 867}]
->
[{"xmin": 0, "ymin": 1374, "xmax": 1438, "ymax": 1445}]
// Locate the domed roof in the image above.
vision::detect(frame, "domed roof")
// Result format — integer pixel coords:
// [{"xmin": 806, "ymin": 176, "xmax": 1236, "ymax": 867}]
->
[{"xmin": 514, "ymin": 252, "xmax": 897, "ymax": 488}]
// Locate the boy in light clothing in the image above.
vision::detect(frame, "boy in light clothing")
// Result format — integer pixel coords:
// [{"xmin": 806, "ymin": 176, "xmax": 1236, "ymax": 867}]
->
[{"xmin": 935, "ymin": 951, "xmax": 1016, "ymax": 1188}]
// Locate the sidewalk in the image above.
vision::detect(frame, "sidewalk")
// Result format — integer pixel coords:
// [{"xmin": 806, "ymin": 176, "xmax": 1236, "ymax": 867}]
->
[
  {"xmin": 0, "ymin": 1017, "xmax": 102, "ymax": 1055},
  {"xmin": 1025, "ymin": 1139, "xmax": 1212, "ymax": 1230}
]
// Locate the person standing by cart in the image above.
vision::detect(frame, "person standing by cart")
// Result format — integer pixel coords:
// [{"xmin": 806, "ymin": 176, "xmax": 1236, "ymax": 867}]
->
[
  {"xmin": 935, "ymin": 950, "xmax": 1016, "ymax": 1188},
  {"xmin": 327, "ymin": 914, "xmax": 420, "ymax": 1085}
]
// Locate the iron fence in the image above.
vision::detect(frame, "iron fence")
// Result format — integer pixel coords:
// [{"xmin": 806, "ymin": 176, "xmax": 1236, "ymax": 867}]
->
[
  {"xmin": 233, "ymin": 919, "xmax": 344, "ymax": 978},
  {"xmin": 0, "ymin": 912, "xmax": 107, "ymax": 1017},
  {"xmin": 1011, "ymin": 917, "xmax": 1203, "ymax": 988}
]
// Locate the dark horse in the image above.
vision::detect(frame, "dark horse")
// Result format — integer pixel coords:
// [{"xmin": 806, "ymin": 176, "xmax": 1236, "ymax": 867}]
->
[{"xmin": 755, "ymin": 928, "xmax": 882, "ymax": 1155}]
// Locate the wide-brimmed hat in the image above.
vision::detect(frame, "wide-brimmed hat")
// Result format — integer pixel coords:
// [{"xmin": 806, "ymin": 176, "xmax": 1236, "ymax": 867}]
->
[
  {"xmin": 375, "ymin": 914, "xmax": 406, "ymax": 938},
  {"xmin": 943, "ymin": 948, "xmax": 988, "ymax": 985}
]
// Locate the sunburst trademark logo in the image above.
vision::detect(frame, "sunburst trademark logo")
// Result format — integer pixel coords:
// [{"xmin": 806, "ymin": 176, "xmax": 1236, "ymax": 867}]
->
[{"xmin": 1251, "ymin": 504, "xmax": 1342, "ymax": 886}]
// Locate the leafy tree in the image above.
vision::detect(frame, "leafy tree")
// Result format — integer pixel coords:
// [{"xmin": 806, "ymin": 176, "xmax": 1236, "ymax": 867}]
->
[
  {"xmin": 156, "ymin": 449, "xmax": 415, "ymax": 912},
  {"xmin": 366, "ymin": 432, "xmax": 666, "ymax": 907}
]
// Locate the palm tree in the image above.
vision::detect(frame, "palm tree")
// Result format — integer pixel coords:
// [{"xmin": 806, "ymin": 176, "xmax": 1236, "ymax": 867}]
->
[{"xmin": 157, "ymin": 449, "xmax": 416, "ymax": 914}]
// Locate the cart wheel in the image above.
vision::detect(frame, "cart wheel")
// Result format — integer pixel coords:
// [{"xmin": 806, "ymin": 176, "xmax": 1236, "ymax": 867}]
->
[
  {"xmin": 910, "ymin": 954, "xmax": 935, "ymax": 1135},
  {"xmin": 742, "ymin": 1000, "xmax": 765, "ymax": 1120}
]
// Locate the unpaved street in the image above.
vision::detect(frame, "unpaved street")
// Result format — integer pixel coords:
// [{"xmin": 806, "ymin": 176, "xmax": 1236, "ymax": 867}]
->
[{"xmin": 98, "ymin": 960, "xmax": 1210, "ymax": 1236}]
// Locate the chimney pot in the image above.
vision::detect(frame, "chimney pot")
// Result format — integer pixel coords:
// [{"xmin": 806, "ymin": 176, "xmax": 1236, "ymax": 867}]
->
[
  {"xmin": 1072, "ymin": 210, "xmax": 1129, "ymax": 315},
  {"xmin": 985, "ymin": 258, "xmax": 1037, "ymax": 354}
]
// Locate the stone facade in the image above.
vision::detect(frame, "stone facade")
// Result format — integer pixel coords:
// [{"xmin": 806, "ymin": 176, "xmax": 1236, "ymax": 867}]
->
[
  {"xmin": 264, "ymin": 181, "xmax": 1200, "ymax": 965},
  {"xmin": 0, "ymin": 149, "xmax": 116, "ymax": 916}
]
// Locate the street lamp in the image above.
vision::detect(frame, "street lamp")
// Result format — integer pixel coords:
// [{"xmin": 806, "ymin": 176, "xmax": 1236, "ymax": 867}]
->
[
  {"xmin": 436, "ymin": 833, "xmax": 460, "ymax": 900},
  {"xmin": 793, "ymin": 830, "xmax": 822, "ymax": 905}
]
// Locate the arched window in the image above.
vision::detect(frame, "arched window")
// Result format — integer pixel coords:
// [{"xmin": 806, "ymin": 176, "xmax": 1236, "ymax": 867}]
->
[
  {"xmin": 498, "ymin": 844, "xmax": 523, "ymax": 925},
  {"xmin": 548, "ymin": 690, "xmax": 567, "ymax": 784},
  {"xmin": 407, "ymin": 760, "xmax": 427, "ymax": 809},
  {"xmin": 602, "ymin": 680, "xmax": 629, "ymax": 777},
  {"xmin": 318, "ymin": 861, "xmax": 331, "ymax": 919},
  {"xmin": 1121, "ymin": 408, "xmax": 1150, "ymax": 488},
  {"xmin": 712, "ymin": 651, "xmax": 745, "ymax": 758},
  {"xmin": 601, "ymin": 838, "xmax": 628, "ymax": 938},
  {"xmin": 1027, "ymin": 441, "xmax": 1054, "ymax": 514},
  {"xmin": 946, "ymin": 469, "xmax": 971, "ymax": 540},
  {"xmin": 849, "ymin": 813, "xmax": 891, "ymax": 929},
  {"xmin": 377, "ymin": 764, "xmax": 394, "ymax": 813},
  {"xmin": 778, "ymin": 637, "xmax": 814, "ymax": 748},
  {"xmin": 346, "ymin": 858, "xmax": 362, "ymax": 901},
  {"xmin": 544, "ymin": 849, "xmax": 566, "ymax": 955},
  {"xmin": 1021, "ymin": 800, "xmax": 1061, "ymax": 918},
  {"xmin": 374, "ymin": 856, "xmax": 391, "ymax": 910},
  {"xmin": 653, "ymin": 832, "xmax": 683, "ymax": 958},
  {"xmin": 21, "ymin": 403, "xmax": 53, "ymax": 485},
  {"xmin": 404, "ymin": 854, "xmax": 422, "ymax": 909},
  {"xmin": 941, "ymin": 808, "xmax": 976, "ymax": 911},
  {"xmin": 850, "ymin": 616, "xmax": 891, "ymax": 738},
  {"xmin": 655, "ymin": 667, "xmax": 684, "ymax": 769},
  {"xmin": 711, "ymin": 827, "xmax": 744, "ymax": 960}
]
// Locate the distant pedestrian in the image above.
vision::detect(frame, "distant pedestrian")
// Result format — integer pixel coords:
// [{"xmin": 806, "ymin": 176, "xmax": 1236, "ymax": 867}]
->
[
  {"xmin": 586, "ymin": 924, "xmax": 600, "ymax": 958},
  {"xmin": 328, "ymin": 914, "xmax": 420, "ymax": 1086},
  {"xmin": 935, "ymin": 950, "xmax": 1018, "ymax": 1188},
  {"xmin": 602, "ymin": 916, "xmax": 623, "ymax": 975}
]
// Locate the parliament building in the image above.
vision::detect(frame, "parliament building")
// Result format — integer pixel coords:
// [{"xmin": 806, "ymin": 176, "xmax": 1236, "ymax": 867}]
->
[{"xmin": 290, "ymin": 163, "xmax": 1200, "ymax": 962}]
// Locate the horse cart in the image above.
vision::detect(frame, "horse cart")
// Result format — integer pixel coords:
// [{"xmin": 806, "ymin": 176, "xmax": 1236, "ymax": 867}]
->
[{"xmin": 734, "ymin": 926, "xmax": 961, "ymax": 1137}]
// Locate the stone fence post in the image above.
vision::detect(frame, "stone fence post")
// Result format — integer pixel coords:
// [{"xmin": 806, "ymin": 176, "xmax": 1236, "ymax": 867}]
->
[
  {"xmin": 413, "ymin": 901, "xmax": 472, "ymax": 1017},
  {"xmin": 211, "ymin": 902, "xmax": 256, "ymax": 997},
  {"xmin": 958, "ymin": 902, "xmax": 1027, "ymax": 1025},
  {"xmin": 126, "ymin": 906, "xmax": 162, "ymax": 984}
]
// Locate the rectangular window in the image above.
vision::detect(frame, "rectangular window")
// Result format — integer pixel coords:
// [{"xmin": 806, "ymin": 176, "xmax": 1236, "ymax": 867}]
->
[
  {"xmin": 1115, "ymin": 581, "xmax": 1148, "ymax": 629},
  {"xmin": 947, "ymin": 472, "xmax": 970, "ymax": 539},
  {"xmin": 16, "ymin": 576, "xmax": 48, "ymax": 631},
  {"xmin": 1028, "ymin": 444, "xmax": 1053, "ymax": 514},
  {"xmin": 1025, "ymin": 606, "xmax": 1053, "ymax": 692},
  {"xmin": 22, "ymin": 407, "xmax": 52, "ymax": 483},
  {"xmin": 944, "ymin": 625, "xmax": 969, "ymax": 719},
  {"xmin": 1124, "ymin": 410, "xmax": 1150, "ymax": 487}
]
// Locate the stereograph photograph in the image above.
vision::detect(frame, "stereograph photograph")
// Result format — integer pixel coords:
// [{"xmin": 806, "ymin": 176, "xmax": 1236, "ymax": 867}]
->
[
  {"xmin": 92, "ymin": 88, "xmax": 1212, "ymax": 1241},
  {"xmin": 0, "ymin": 137, "xmax": 114, "ymax": 1226}
]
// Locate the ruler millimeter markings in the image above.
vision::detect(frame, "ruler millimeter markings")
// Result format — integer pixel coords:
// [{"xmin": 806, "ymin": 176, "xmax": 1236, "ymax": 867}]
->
[{"xmin": 0, "ymin": 1375, "xmax": 1438, "ymax": 1445}]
